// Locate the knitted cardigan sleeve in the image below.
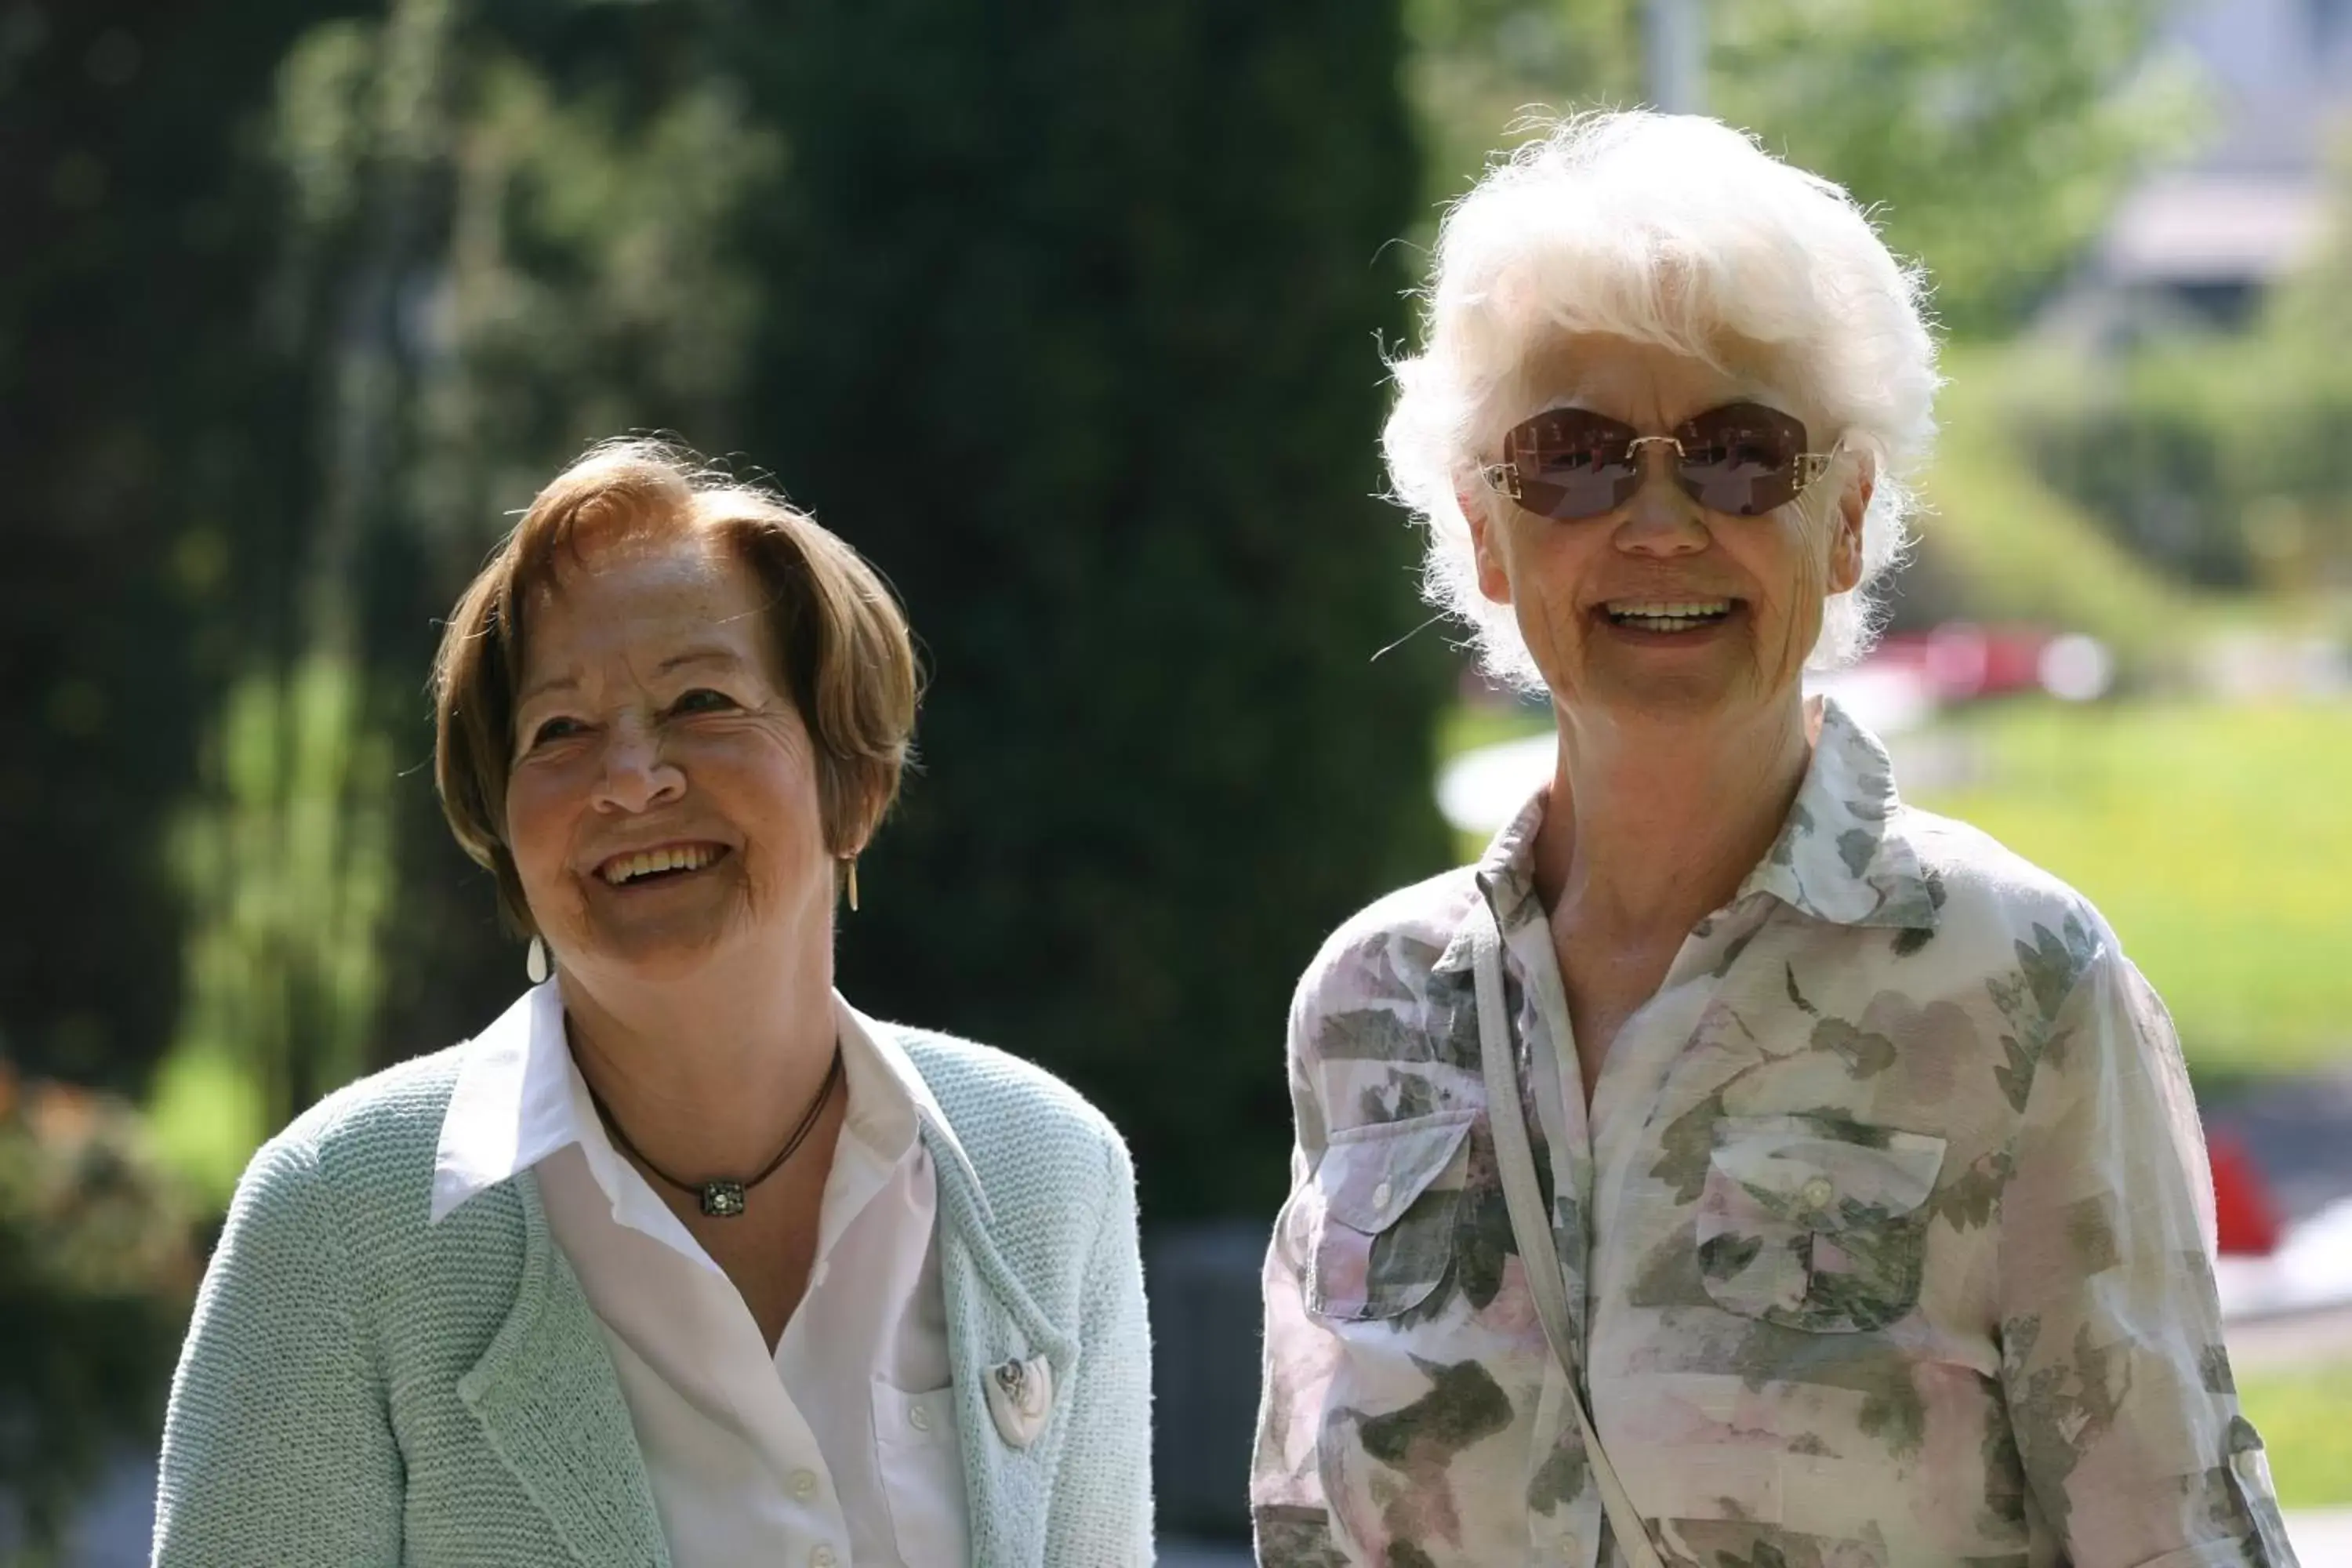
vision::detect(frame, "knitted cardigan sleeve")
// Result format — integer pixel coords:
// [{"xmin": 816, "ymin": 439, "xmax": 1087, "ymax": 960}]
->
[
  {"xmin": 152, "ymin": 1132, "xmax": 403, "ymax": 1567},
  {"xmin": 1044, "ymin": 1128, "xmax": 1155, "ymax": 1566}
]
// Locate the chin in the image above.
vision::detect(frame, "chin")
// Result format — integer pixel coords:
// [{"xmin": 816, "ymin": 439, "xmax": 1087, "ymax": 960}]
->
[
  {"xmin": 1570, "ymin": 663, "xmax": 1740, "ymax": 719},
  {"xmin": 568, "ymin": 920, "xmax": 739, "ymax": 987}
]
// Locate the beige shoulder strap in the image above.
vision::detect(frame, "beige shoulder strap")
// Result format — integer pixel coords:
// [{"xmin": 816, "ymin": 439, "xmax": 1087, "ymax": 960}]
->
[{"xmin": 1470, "ymin": 902, "xmax": 1668, "ymax": 1568}]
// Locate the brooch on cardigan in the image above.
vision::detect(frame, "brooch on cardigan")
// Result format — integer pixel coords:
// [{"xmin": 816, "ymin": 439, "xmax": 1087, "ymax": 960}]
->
[{"xmin": 985, "ymin": 1355, "xmax": 1053, "ymax": 1449}]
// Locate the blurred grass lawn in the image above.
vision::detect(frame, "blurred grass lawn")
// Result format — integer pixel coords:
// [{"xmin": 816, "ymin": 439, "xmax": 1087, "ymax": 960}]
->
[
  {"xmin": 2237, "ymin": 1361, "xmax": 2352, "ymax": 1507},
  {"xmin": 1911, "ymin": 697, "xmax": 2352, "ymax": 1082},
  {"xmin": 1439, "ymin": 695, "xmax": 2352, "ymax": 1082}
]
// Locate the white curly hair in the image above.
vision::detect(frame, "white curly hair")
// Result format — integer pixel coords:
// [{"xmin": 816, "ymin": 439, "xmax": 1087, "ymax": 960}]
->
[{"xmin": 1383, "ymin": 111, "xmax": 1940, "ymax": 690}]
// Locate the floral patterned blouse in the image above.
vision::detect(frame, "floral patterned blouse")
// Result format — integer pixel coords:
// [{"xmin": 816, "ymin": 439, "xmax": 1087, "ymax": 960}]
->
[{"xmin": 1251, "ymin": 698, "xmax": 2295, "ymax": 1568}]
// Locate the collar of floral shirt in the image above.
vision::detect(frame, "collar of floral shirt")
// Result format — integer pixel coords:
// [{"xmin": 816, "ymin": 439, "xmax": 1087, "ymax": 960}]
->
[{"xmin": 1443, "ymin": 695, "xmax": 1943, "ymax": 976}]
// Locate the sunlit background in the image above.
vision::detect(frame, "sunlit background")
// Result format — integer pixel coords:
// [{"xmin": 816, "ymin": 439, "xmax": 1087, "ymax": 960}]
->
[{"xmin": 5, "ymin": 0, "xmax": 2350, "ymax": 1560}]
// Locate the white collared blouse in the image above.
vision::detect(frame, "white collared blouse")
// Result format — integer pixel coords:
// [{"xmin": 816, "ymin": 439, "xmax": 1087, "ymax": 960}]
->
[{"xmin": 431, "ymin": 984, "xmax": 968, "ymax": 1568}]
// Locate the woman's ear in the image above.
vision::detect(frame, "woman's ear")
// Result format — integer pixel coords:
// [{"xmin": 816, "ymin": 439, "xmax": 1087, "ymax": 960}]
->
[
  {"xmin": 1827, "ymin": 456, "xmax": 1875, "ymax": 596},
  {"xmin": 1461, "ymin": 488, "xmax": 1515, "ymax": 605}
]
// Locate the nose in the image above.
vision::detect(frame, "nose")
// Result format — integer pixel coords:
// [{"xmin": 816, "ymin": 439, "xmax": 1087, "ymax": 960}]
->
[
  {"xmin": 1613, "ymin": 443, "xmax": 1709, "ymax": 557},
  {"xmin": 590, "ymin": 720, "xmax": 684, "ymax": 815}
]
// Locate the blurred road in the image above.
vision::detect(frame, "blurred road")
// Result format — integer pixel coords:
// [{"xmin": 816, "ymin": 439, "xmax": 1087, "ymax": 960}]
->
[{"xmin": 2291, "ymin": 1511, "xmax": 2352, "ymax": 1565}]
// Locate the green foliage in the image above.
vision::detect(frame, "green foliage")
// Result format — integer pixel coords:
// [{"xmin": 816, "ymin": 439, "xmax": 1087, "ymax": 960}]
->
[
  {"xmin": 1915, "ymin": 124, "xmax": 2352, "ymax": 596},
  {"xmin": 163, "ymin": 656, "xmax": 395, "ymax": 1157},
  {"xmin": 2005, "ymin": 334, "xmax": 2352, "ymax": 593},
  {"xmin": 147, "ymin": 0, "xmax": 810, "ymax": 1134},
  {"xmin": 1911, "ymin": 697, "xmax": 2352, "ymax": 1079},
  {"xmin": 741, "ymin": 0, "xmax": 1454, "ymax": 1219},
  {"xmin": 0, "ymin": 0, "xmax": 358, "ymax": 1096},
  {"xmin": 1405, "ymin": 0, "xmax": 2198, "ymax": 333},
  {"xmin": 1911, "ymin": 344, "xmax": 2197, "ymax": 666},
  {"xmin": 2237, "ymin": 1360, "xmax": 2352, "ymax": 1508},
  {"xmin": 0, "ymin": 1070, "xmax": 198, "ymax": 1557},
  {"xmin": 144, "ymin": 1038, "xmax": 267, "ymax": 1215},
  {"xmin": 9, "ymin": 0, "xmax": 1448, "ymax": 1240}
]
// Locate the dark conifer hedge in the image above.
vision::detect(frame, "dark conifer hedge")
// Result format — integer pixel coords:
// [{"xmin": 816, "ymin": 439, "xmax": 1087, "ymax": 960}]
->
[{"xmin": 739, "ymin": 0, "xmax": 1453, "ymax": 1218}]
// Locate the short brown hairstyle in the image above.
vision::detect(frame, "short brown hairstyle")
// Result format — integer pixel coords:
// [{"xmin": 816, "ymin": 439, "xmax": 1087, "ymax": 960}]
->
[{"xmin": 432, "ymin": 437, "xmax": 919, "ymax": 934}]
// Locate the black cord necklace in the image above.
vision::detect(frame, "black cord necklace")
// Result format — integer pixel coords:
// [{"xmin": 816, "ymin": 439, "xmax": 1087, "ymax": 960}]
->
[{"xmin": 582, "ymin": 1046, "xmax": 844, "ymax": 1218}]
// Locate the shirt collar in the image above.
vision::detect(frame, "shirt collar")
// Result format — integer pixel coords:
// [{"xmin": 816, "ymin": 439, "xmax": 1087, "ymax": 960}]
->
[
  {"xmin": 1738, "ymin": 695, "xmax": 1940, "ymax": 931},
  {"xmin": 430, "ymin": 981, "xmax": 576, "ymax": 1223},
  {"xmin": 429, "ymin": 982, "xmax": 978, "ymax": 1226},
  {"xmin": 1440, "ymin": 694, "xmax": 1939, "ymax": 974}
]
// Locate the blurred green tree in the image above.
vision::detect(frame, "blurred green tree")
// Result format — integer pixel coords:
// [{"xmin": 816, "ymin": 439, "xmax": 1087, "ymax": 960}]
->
[
  {"xmin": 0, "ymin": 0, "xmax": 353, "ymax": 1102},
  {"xmin": 739, "ymin": 0, "xmax": 1453, "ymax": 1219},
  {"xmin": 16, "ymin": 0, "xmax": 1446, "ymax": 1230},
  {"xmin": 144, "ymin": 0, "xmax": 801, "ymax": 1192},
  {"xmin": 1407, "ymin": 0, "xmax": 2201, "ymax": 334}
]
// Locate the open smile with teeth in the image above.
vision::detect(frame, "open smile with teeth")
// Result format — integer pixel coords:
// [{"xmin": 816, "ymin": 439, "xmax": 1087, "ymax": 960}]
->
[
  {"xmin": 597, "ymin": 842, "xmax": 728, "ymax": 887},
  {"xmin": 1603, "ymin": 598, "xmax": 1736, "ymax": 632}
]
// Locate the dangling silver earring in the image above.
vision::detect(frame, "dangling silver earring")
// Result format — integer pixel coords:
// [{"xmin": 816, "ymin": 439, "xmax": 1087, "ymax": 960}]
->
[{"xmin": 526, "ymin": 936, "xmax": 550, "ymax": 984}]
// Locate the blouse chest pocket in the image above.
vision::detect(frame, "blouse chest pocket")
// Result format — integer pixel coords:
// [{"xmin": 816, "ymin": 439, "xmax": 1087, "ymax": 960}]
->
[
  {"xmin": 1305, "ymin": 1109, "xmax": 1475, "ymax": 1323},
  {"xmin": 1696, "ymin": 1114, "xmax": 1946, "ymax": 1334}
]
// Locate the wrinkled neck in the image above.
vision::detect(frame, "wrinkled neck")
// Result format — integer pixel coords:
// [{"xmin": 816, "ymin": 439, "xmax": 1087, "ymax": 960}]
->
[
  {"xmin": 557, "ymin": 935, "xmax": 840, "ymax": 1181},
  {"xmin": 1533, "ymin": 695, "xmax": 1813, "ymax": 939}
]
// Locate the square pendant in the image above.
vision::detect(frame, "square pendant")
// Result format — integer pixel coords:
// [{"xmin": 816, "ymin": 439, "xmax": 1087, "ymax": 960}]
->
[{"xmin": 699, "ymin": 1181, "xmax": 747, "ymax": 1218}]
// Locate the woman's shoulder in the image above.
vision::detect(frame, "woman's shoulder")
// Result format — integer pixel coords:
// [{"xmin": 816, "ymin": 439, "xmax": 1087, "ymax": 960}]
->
[
  {"xmin": 1296, "ymin": 864, "xmax": 1483, "ymax": 1006},
  {"xmin": 885, "ymin": 1022, "xmax": 1127, "ymax": 1163},
  {"xmin": 273, "ymin": 1044, "xmax": 468, "ymax": 1160},
  {"xmin": 231, "ymin": 1046, "xmax": 470, "ymax": 1227},
  {"xmin": 1895, "ymin": 802, "xmax": 2114, "ymax": 948},
  {"xmin": 1887, "ymin": 804, "xmax": 2145, "ymax": 1024}
]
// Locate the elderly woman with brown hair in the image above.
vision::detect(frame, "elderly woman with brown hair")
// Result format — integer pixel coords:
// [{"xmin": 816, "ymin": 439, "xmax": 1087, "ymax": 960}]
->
[
  {"xmin": 1251, "ymin": 114, "xmax": 2294, "ymax": 1567},
  {"xmin": 154, "ymin": 440, "xmax": 1152, "ymax": 1567}
]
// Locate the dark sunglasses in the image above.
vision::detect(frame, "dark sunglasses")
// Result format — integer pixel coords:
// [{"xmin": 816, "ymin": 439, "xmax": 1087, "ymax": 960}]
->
[{"xmin": 1480, "ymin": 401, "xmax": 1837, "ymax": 521}]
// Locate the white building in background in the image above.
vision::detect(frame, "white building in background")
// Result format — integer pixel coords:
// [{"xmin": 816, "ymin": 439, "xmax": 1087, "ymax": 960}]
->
[{"xmin": 2071, "ymin": 0, "xmax": 2352, "ymax": 329}]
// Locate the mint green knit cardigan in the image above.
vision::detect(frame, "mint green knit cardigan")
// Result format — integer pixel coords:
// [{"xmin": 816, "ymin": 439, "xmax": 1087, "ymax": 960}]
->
[{"xmin": 151, "ymin": 1022, "xmax": 1153, "ymax": 1568}]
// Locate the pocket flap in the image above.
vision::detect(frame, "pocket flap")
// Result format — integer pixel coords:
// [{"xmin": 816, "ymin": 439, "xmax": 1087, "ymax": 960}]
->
[
  {"xmin": 1708, "ymin": 1114, "xmax": 1946, "ymax": 1225},
  {"xmin": 1318, "ymin": 1109, "xmax": 1475, "ymax": 1232}
]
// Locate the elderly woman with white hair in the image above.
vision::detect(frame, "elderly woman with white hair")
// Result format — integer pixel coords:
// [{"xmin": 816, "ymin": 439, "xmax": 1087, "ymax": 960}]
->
[{"xmin": 1251, "ymin": 114, "xmax": 2293, "ymax": 1568}]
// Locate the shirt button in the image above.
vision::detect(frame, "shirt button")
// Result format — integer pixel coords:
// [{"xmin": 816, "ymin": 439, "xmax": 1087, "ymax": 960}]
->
[
  {"xmin": 909, "ymin": 1402, "xmax": 934, "ymax": 1433},
  {"xmin": 2234, "ymin": 1446, "xmax": 2266, "ymax": 1483},
  {"xmin": 811, "ymin": 1260, "xmax": 832, "ymax": 1289},
  {"xmin": 811, "ymin": 1548, "xmax": 837, "ymax": 1568},
  {"xmin": 1801, "ymin": 1177, "xmax": 1835, "ymax": 1210},
  {"xmin": 1372, "ymin": 1181, "xmax": 1393, "ymax": 1208},
  {"xmin": 789, "ymin": 1469, "xmax": 818, "ymax": 1501}
]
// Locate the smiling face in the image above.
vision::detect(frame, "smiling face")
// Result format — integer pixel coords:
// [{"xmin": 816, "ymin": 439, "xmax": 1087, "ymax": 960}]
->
[
  {"xmin": 503, "ymin": 530, "xmax": 836, "ymax": 985},
  {"xmin": 1466, "ymin": 332, "xmax": 1869, "ymax": 726}
]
